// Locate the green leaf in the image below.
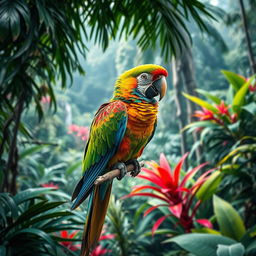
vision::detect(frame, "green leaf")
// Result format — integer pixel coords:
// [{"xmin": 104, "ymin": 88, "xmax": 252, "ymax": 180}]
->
[
  {"xmin": 196, "ymin": 89, "xmax": 222, "ymax": 104},
  {"xmin": 183, "ymin": 93, "xmax": 219, "ymax": 113},
  {"xmin": 19, "ymin": 145, "xmax": 49, "ymax": 160},
  {"xmin": 232, "ymin": 76, "xmax": 255, "ymax": 114},
  {"xmin": 242, "ymin": 102, "xmax": 256, "ymax": 115},
  {"xmin": 7, "ymin": 228, "xmax": 57, "ymax": 254},
  {"xmin": 144, "ymin": 229, "xmax": 179, "ymax": 236},
  {"xmin": 66, "ymin": 160, "xmax": 82, "ymax": 175},
  {"xmin": 164, "ymin": 233, "xmax": 237, "ymax": 256},
  {"xmin": 192, "ymin": 227, "xmax": 221, "ymax": 235},
  {"xmin": 217, "ymin": 243, "xmax": 245, "ymax": 256},
  {"xmin": 213, "ymin": 195, "xmax": 246, "ymax": 241},
  {"xmin": 182, "ymin": 121, "xmax": 219, "ymax": 133},
  {"xmin": 13, "ymin": 188, "xmax": 53, "ymax": 205},
  {"xmin": 196, "ymin": 171, "xmax": 222, "ymax": 201},
  {"xmin": 221, "ymin": 70, "xmax": 246, "ymax": 91}
]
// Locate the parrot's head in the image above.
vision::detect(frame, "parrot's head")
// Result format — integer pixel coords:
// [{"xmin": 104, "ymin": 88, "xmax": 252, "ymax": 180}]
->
[{"xmin": 113, "ymin": 64, "xmax": 168, "ymax": 104}]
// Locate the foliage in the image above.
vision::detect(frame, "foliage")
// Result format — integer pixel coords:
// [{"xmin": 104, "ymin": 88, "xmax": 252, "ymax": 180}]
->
[
  {"xmin": 183, "ymin": 71, "xmax": 256, "ymax": 164},
  {"xmin": 0, "ymin": 188, "xmax": 84, "ymax": 256},
  {"xmin": 164, "ymin": 195, "xmax": 256, "ymax": 256}
]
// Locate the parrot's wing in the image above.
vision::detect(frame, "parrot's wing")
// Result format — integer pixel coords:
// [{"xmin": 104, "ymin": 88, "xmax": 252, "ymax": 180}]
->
[{"xmin": 71, "ymin": 101, "xmax": 127, "ymax": 209}]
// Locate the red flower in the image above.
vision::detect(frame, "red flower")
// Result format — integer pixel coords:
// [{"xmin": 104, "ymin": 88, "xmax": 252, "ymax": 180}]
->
[
  {"xmin": 239, "ymin": 75, "xmax": 256, "ymax": 92},
  {"xmin": 249, "ymin": 78, "xmax": 256, "ymax": 92},
  {"xmin": 59, "ymin": 230, "xmax": 80, "ymax": 251},
  {"xmin": 90, "ymin": 230, "xmax": 115, "ymax": 256},
  {"xmin": 124, "ymin": 153, "xmax": 214, "ymax": 234},
  {"xmin": 215, "ymin": 101, "xmax": 230, "ymax": 115},
  {"xmin": 91, "ymin": 245, "xmax": 112, "ymax": 256},
  {"xmin": 41, "ymin": 182, "xmax": 59, "ymax": 189},
  {"xmin": 194, "ymin": 108, "xmax": 214, "ymax": 121}
]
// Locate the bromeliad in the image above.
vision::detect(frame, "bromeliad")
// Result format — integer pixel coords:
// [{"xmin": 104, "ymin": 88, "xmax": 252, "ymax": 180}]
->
[{"xmin": 71, "ymin": 64, "xmax": 168, "ymax": 256}]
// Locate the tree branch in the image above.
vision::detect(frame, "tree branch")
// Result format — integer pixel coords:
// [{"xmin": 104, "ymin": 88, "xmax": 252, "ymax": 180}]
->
[
  {"xmin": 94, "ymin": 161, "xmax": 144, "ymax": 185},
  {"xmin": 20, "ymin": 140, "xmax": 59, "ymax": 146}
]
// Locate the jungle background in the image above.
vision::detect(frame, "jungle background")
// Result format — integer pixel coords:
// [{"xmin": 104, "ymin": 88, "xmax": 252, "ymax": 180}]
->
[{"xmin": 0, "ymin": 0, "xmax": 256, "ymax": 255}]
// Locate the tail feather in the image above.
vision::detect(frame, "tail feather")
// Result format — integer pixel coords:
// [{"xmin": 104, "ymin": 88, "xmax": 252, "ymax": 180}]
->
[{"xmin": 80, "ymin": 183, "xmax": 112, "ymax": 256}]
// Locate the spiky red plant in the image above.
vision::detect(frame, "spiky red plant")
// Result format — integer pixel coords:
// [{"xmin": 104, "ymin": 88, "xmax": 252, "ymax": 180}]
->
[{"xmin": 124, "ymin": 153, "xmax": 213, "ymax": 234}]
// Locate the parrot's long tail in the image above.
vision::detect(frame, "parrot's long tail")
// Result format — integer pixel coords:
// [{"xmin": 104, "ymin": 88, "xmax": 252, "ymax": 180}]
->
[{"xmin": 80, "ymin": 182, "xmax": 112, "ymax": 256}]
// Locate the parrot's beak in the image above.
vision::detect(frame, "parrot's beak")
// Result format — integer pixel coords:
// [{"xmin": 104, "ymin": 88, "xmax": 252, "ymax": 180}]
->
[{"xmin": 145, "ymin": 76, "xmax": 167, "ymax": 101}]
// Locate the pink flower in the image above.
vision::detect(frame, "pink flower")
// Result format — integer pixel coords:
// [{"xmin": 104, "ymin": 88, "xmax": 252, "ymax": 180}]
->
[
  {"xmin": 41, "ymin": 182, "xmax": 59, "ymax": 189},
  {"xmin": 77, "ymin": 126, "xmax": 90, "ymax": 141},
  {"xmin": 68, "ymin": 124, "xmax": 89, "ymax": 141},
  {"xmin": 68, "ymin": 124, "xmax": 80, "ymax": 134},
  {"xmin": 59, "ymin": 230, "xmax": 80, "ymax": 251},
  {"xmin": 41, "ymin": 96, "xmax": 51, "ymax": 104}
]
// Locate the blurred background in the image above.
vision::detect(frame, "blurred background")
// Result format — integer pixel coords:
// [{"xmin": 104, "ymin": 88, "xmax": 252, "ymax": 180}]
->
[{"xmin": 0, "ymin": 0, "xmax": 255, "ymax": 255}]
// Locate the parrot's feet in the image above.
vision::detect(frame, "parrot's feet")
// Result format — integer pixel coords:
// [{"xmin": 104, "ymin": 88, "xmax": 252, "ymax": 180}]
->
[
  {"xmin": 113, "ymin": 162, "xmax": 127, "ymax": 180},
  {"xmin": 126, "ymin": 159, "xmax": 141, "ymax": 177}
]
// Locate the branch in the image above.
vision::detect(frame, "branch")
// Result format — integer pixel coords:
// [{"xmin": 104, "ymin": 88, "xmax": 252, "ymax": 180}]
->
[
  {"xmin": 94, "ymin": 161, "xmax": 144, "ymax": 185},
  {"xmin": 20, "ymin": 140, "xmax": 59, "ymax": 146}
]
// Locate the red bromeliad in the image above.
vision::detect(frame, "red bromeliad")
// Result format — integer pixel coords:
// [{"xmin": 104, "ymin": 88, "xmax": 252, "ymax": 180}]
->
[
  {"xmin": 124, "ymin": 153, "xmax": 213, "ymax": 234},
  {"xmin": 91, "ymin": 232, "xmax": 115, "ymax": 256},
  {"xmin": 194, "ymin": 108, "xmax": 215, "ymax": 121},
  {"xmin": 59, "ymin": 230, "xmax": 80, "ymax": 251},
  {"xmin": 194, "ymin": 101, "xmax": 237, "ymax": 125},
  {"xmin": 59, "ymin": 229, "xmax": 114, "ymax": 255}
]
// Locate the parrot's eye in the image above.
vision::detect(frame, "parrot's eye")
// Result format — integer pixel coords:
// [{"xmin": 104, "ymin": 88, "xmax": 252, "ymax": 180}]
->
[{"xmin": 140, "ymin": 73, "xmax": 148, "ymax": 80}]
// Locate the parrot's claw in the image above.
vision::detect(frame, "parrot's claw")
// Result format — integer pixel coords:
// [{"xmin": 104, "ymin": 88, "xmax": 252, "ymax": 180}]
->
[
  {"xmin": 126, "ymin": 159, "xmax": 141, "ymax": 177},
  {"xmin": 113, "ymin": 162, "xmax": 127, "ymax": 180}
]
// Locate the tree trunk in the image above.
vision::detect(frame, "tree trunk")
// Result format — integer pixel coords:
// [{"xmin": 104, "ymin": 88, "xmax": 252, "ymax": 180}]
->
[
  {"xmin": 181, "ymin": 49, "xmax": 202, "ymax": 163},
  {"xmin": 172, "ymin": 58, "xmax": 188, "ymax": 165},
  {"xmin": 239, "ymin": 0, "xmax": 256, "ymax": 74},
  {"xmin": 2, "ymin": 95, "xmax": 25, "ymax": 194}
]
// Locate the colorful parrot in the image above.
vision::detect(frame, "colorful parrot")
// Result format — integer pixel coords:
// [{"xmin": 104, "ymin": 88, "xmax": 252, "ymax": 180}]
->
[{"xmin": 71, "ymin": 64, "xmax": 168, "ymax": 256}]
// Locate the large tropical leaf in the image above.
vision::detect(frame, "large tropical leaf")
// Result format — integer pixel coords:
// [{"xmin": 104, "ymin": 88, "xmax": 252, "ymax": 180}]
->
[
  {"xmin": 213, "ymin": 195, "xmax": 246, "ymax": 241},
  {"xmin": 164, "ymin": 233, "xmax": 237, "ymax": 256}
]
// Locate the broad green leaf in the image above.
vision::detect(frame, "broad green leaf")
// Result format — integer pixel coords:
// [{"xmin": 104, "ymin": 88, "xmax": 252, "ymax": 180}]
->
[
  {"xmin": 192, "ymin": 227, "xmax": 221, "ymax": 235},
  {"xmin": 183, "ymin": 93, "xmax": 219, "ymax": 113},
  {"xmin": 196, "ymin": 171, "xmax": 222, "ymax": 201},
  {"xmin": 164, "ymin": 233, "xmax": 236, "ymax": 256},
  {"xmin": 221, "ymin": 70, "xmax": 246, "ymax": 91},
  {"xmin": 232, "ymin": 76, "xmax": 255, "ymax": 114},
  {"xmin": 196, "ymin": 89, "xmax": 222, "ymax": 104},
  {"xmin": 217, "ymin": 243, "xmax": 245, "ymax": 256},
  {"xmin": 213, "ymin": 195, "xmax": 246, "ymax": 241},
  {"xmin": 242, "ymin": 102, "xmax": 256, "ymax": 115}
]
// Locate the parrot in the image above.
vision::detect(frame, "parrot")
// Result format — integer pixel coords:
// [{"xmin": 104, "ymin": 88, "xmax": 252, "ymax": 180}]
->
[{"xmin": 71, "ymin": 64, "xmax": 168, "ymax": 256}]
